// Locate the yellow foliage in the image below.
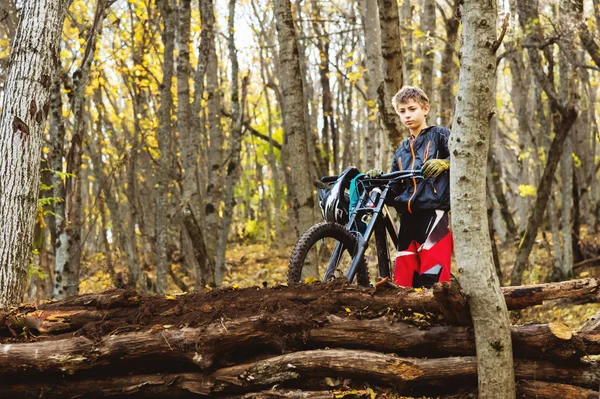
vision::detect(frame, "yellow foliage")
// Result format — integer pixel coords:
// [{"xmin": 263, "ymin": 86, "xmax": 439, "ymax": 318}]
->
[
  {"xmin": 572, "ymin": 153, "xmax": 581, "ymax": 168},
  {"xmin": 518, "ymin": 184, "xmax": 536, "ymax": 197},
  {"xmin": 517, "ymin": 151, "xmax": 530, "ymax": 162}
]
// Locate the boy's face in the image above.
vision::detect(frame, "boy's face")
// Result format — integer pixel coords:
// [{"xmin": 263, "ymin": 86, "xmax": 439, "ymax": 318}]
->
[{"xmin": 395, "ymin": 99, "xmax": 429, "ymax": 132}]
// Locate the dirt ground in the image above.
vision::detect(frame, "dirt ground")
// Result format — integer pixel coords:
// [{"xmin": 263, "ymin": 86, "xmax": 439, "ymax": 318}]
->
[{"xmin": 1, "ymin": 278, "xmax": 441, "ymax": 345}]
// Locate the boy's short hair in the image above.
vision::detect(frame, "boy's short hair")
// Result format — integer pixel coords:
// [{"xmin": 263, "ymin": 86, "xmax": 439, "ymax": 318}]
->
[{"xmin": 392, "ymin": 86, "xmax": 430, "ymax": 111}]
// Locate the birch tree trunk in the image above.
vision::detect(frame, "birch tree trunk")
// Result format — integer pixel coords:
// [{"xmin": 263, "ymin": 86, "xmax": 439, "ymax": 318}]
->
[
  {"xmin": 0, "ymin": 0, "xmax": 72, "ymax": 307},
  {"xmin": 49, "ymin": 72, "xmax": 67, "ymax": 272},
  {"xmin": 215, "ymin": 0, "xmax": 247, "ymax": 286},
  {"xmin": 54, "ymin": 0, "xmax": 108, "ymax": 299},
  {"xmin": 203, "ymin": 0, "xmax": 222, "ymax": 286},
  {"xmin": 156, "ymin": 0, "xmax": 176, "ymax": 294},
  {"xmin": 558, "ymin": 26, "xmax": 574, "ymax": 280},
  {"xmin": 511, "ymin": 0, "xmax": 578, "ymax": 285},
  {"xmin": 450, "ymin": 1, "xmax": 515, "ymax": 397},
  {"xmin": 377, "ymin": 0, "xmax": 404, "ymax": 149},
  {"xmin": 175, "ymin": 0, "xmax": 203, "ymax": 289},
  {"xmin": 273, "ymin": 0, "xmax": 316, "ymax": 238},
  {"xmin": 258, "ymin": 51, "xmax": 282, "ymax": 240},
  {"xmin": 189, "ymin": 0, "xmax": 213, "ymax": 289},
  {"xmin": 176, "ymin": 0, "xmax": 193, "ymax": 207}
]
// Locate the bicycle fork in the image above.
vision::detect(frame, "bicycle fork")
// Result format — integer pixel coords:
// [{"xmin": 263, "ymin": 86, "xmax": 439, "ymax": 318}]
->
[{"xmin": 345, "ymin": 187, "xmax": 391, "ymax": 284}]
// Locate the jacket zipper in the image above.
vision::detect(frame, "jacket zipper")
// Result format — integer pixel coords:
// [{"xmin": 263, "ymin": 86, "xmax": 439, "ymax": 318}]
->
[
  {"xmin": 407, "ymin": 137, "xmax": 418, "ymax": 214},
  {"xmin": 423, "ymin": 140, "xmax": 431, "ymax": 163}
]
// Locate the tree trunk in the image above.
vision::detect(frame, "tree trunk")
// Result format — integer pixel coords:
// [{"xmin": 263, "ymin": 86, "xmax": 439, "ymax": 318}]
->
[
  {"xmin": 54, "ymin": 0, "xmax": 108, "ymax": 299},
  {"xmin": 401, "ymin": 0, "xmax": 413, "ymax": 86},
  {"xmin": 0, "ymin": 0, "xmax": 71, "ymax": 307},
  {"xmin": 512, "ymin": 0, "xmax": 579, "ymax": 285},
  {"xmin": 156, "ymin": 0, "xmax": 176, "ymax": 294},
  {"xmin": 175, "ymin": 0, "xmax": 203, "ymax": 290},
  {"xmin": 0, "ymin": 0, "xmax": 18, "ymax": 39},
  {"xmin": 439, "ymin": 0, "xmax": 460, "ymax": 127},
  {"xmin": 377, "ymin": 0, "xmax": 404, "ymax": 149},
  {"xmin": 341, "ymin": 82, "xmax": 354, "ymax": 167},
  {"xmin": 559, "ymin": 136, "xmax": 574, "ymax": 279},
  {"xmin": 202, "ymin": 0, "xmax": 223, "ymax": 286},
  {"xmin": 489, "ymin": 153, "xmax": 517, "ymax": 237},
  {"xmin": 273, "ymin": 0, "xmax": 317, "ymax": 238},
  {"xmin": 517, "ymin": 380, "xmax": 599, "ymax": 399},
  {"xmin": 189, "ymin": 0, "xmax": 213, "ymax": 290},
  {"xmin": 450, "ymin": 1, "xmax": 515, "ymax": 397},
  {"xmin": 92, "ymin": 88, "xmax": 143, "ymax": 289},
  {"xmin": 258, "ymin": 52, "xmax": 282, "ymax": 240},
  {"xmin": 310, "ymin": 0, "xmax": 337, "ymax": 174},
  {"xmin": 361, "ymin": 0, "xmax": 383, "ymax": 168},
  {"xmin": 49, "ymin": 72, "xmax": 67, "ymax": 287},
  {"xmin": 557, "ymin": 10, "xmax": 575, "ymax": 280},
  {"xmin": 507, "ymin": 45, "xmax": 534, "ymax": 234},
  {"xmin": 215, "ymin": 0, "xmax": 248, "ymax": 286},
  {"xmin": 420, "ymin": 0, "xmax": 435, "ymax": 119}
]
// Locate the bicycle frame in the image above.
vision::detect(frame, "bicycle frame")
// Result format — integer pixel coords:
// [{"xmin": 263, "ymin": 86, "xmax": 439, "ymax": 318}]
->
[{"xmin": 322, "ymin": 170, "xmax": 422, "ymax": 284}]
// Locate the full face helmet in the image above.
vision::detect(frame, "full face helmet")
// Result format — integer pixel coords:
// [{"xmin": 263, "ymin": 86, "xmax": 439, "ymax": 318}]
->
[{"xmin": 318, "ymin": 166, "xmax": 360, "ymax": 225}]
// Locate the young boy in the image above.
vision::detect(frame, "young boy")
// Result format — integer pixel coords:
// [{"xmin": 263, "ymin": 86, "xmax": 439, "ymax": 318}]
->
[{"xmin": 368, "ymin": 86, "xmax": 452, "ymax": 288}]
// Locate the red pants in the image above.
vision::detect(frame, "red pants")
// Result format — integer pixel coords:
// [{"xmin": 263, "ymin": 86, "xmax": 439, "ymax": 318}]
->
[{"xmin": 394, "ymin": 210, "xmax": 452, "ymax": 288}]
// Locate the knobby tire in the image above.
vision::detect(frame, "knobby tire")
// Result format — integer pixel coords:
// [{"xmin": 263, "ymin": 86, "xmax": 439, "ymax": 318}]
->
[{"xmin": 288, "ymin": 222, "xmax": 370, "ymax": 286}]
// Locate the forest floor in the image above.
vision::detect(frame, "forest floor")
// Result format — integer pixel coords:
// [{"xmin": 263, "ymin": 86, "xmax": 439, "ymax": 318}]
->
[
  {"xmin": 221, "ymin": 230, "xmax": 600, "ymax": 329},
  {"xmin": 75, "ymin": 229, "xmax": 600, "ymax": 329},
  {"xmin": 8, "ymin": 233, "xmax": 600, "ymax": 399}
]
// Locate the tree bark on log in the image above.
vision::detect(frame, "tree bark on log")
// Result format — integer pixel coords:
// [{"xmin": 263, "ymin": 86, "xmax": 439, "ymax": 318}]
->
[
  {"xmin": 517, "ymin": 380, "xmax": 599, "ymax": 399},
  {"xmin": 9, "ymin": 349, "xmax": 593, "ymax": 396},
  {"xmin": 1, "ymin": 278, "xmax": 598, "ymax": 340},
  {"xmin": 1, "ymin": 283, "xmax": 600, "ymax": 397},
  {"xmin": 3, "ymin": 314, "xmax": 600, "ymax": 377},
  {"xmin": 4, "ymin": 376, "xmax": 595, "ymax": 399}
]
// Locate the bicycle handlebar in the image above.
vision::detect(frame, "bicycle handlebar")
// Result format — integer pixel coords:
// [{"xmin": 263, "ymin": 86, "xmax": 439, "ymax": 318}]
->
[
  {"xmin": 320, "ymin": 169, "xmax": 423, "ymax": 183},
  {"xmin": 321, "ymin": 175, "xmax": 339, "ymax": 183},
  {"xmin": 379, "ymin": 170, "xmax": 423, "ymax": 180}
]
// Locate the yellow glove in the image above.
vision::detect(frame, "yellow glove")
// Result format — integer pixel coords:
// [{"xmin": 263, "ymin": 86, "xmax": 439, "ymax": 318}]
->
[
  {"xmin": 365, "ymin": 168, "xmax": 383, "ymax": 177},
  {"xmin": 422, "ymin": 159, "xmax": 449, "ymax": 178}
]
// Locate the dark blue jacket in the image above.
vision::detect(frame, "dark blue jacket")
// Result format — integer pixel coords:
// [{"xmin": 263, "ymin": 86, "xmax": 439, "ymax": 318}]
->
[{"xmin": 390, "ymin": 126, "xmax": 451, "ymax": 214}]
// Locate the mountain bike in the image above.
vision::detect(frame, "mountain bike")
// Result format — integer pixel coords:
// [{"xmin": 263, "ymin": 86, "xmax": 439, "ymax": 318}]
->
[{"xmin": 287, "ymin": 167, "xmax": 423, "ymax": 286}]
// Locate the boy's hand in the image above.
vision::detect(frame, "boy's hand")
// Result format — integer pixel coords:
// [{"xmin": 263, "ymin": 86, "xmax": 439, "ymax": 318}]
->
[
  {"xmin": 365, "ymin": 168, "xmax": 383, "ymax": 177},
  {"xmin": 422, "ymin": 159, "xmax": 449, "ymax": 177}
]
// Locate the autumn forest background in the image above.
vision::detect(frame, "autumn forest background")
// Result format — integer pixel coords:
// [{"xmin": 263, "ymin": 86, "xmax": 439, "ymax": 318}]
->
[{"xmin": 1, "ymin": 0, "xmax": 600, "ymax": 324}]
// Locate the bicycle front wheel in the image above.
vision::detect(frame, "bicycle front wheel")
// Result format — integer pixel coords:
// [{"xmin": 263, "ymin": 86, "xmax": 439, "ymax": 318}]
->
[{"xmin": 288, "ymin": 222, "xmax": 370, "ymax": 286}]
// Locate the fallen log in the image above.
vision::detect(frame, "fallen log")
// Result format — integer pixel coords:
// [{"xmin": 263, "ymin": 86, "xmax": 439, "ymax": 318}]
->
[
  {"xmin": 211, "ymin": 350, "xmax": 600, "ymax": 391},
  {"xmin": 581, "ymin": 310, "xmax": 600, "ymax": 331},
  {"xmin": 4, "ymin": 313, "xmax": 600, "ymax": 378},
  {"xmin": 2, "ymin": 280, "xmax": 599, "ymax": 398},
  {"xmin": 502, "ymin": 277, "xmax": 600, "ymax": 310},
  {"xmin": 517, "ymin": 380, "xmax": 599, "ymax": 399},
  {"xmin": 2, "ymin": 278, "xmax": 598, "ymax": 339},
  {"xmin": 3, "ymin": 350, "xmax": 598, "ymax": 397},
  {"xmin": 311, "ymin": 316, "xmax": 596, "ymax": 360},
  {"xmin": 0, "ymin": 373, "xmax": 214, "ymax": 398},
  {"xmin": 432, "ymin": 380, "xmax": 600, "ymax": 399}
]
